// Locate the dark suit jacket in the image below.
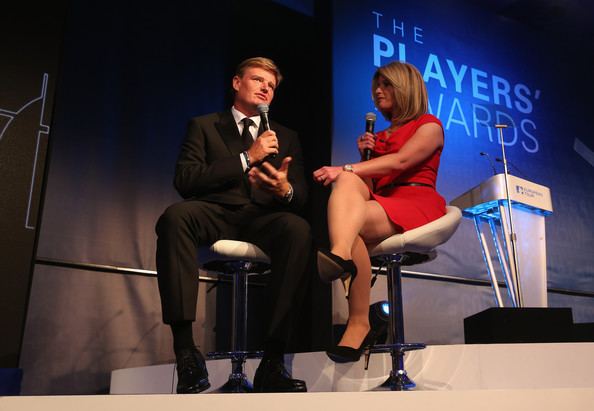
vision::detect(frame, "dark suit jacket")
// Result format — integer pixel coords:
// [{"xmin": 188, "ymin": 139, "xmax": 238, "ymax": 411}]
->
[{"xmin": 174, "ymin": 110, "xmax": 308, "ymax": 212}]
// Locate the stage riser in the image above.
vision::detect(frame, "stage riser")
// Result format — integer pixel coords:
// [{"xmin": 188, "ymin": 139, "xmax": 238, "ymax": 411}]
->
[{"xmin": 110, "ymin": 343, "xmax": 594, "ymax": 394}]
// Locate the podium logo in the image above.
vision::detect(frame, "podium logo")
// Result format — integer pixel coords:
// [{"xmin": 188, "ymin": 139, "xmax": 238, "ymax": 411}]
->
[{"xmin": 515, "ymin": 184, "xmax": 543, "ymax": 199}]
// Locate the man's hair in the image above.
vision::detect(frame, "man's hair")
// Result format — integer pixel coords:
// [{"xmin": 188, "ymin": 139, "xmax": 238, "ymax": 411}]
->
[
  {"xmin": 235, "ymin": 57, "xmax": 283, "ymax": 87},
  {"xmin": 371, "ymin": 61, "xmax": 428, "ymax": 124}
]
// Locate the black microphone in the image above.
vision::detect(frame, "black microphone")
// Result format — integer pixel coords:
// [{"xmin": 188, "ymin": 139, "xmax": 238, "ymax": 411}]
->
[
  {"xmin": 257, "ymin": 104, "xmax": 271, "ymax": 131},
  {"xmin": 257, "ymin": 103, "xmax": 276, "ymax": 159},
  {"xmin": 480, "ymin": 152, "xmax": 497, "ymax": 175},
  {"xmin": 364, "ymin": 112, "xmax": 376, "ymax": 161}
]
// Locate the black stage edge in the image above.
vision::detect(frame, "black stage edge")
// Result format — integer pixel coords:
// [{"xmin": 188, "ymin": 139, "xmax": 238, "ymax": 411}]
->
[{"xmin": 464, "ymin": 307, "xmax": 594, "ymax": 344}]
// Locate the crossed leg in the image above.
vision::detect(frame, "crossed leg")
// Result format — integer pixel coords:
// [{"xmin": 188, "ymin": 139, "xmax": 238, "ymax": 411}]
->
[{"xmin": 327, "ymin": 172, "xmax": 400, "ymax": 348}]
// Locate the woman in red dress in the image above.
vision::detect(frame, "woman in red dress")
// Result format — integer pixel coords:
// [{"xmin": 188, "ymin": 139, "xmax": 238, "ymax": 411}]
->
[{"xmin": 313, "ymin": 61, "xmax": 446, "ymax": 363}]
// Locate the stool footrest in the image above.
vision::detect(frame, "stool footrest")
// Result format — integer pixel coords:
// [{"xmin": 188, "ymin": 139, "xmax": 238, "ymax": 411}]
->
[
  {"xmin": 369, "ymin": 343, "xmax": 426, "ymax": 354},
  {"xmin": 207, "ymin": 350, "xmax": 264, "ymax": 360}
]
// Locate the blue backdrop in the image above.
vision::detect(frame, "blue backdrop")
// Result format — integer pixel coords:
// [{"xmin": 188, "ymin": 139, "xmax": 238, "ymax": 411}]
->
[{"xmin": 332, "ymin": 0, "xmax": 594, "ymax": 293}]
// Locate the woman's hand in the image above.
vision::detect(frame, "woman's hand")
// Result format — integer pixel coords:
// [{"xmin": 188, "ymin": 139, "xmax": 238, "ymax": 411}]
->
[
  {"xmin": 313, "ymin": 166, "xmax": 343, "ymax": 186},
  {"xmin": 357, "ymin": 132, "xmax": 376, "ymax": 158}
]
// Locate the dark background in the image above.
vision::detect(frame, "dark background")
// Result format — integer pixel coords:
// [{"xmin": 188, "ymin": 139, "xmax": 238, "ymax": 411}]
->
[
  {"xmin": 3, "ymin": 0, "xmax": 333, "ymax": 393},
  {"xmin": 0, "ymin": 2, "xmax": 67, "ymax": 369}
]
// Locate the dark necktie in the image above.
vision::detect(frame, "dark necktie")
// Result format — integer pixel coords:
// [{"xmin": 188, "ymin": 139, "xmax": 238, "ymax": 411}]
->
[{"xmin": 241, "ymin": 117, "xmax": 255, "ymax": 150}]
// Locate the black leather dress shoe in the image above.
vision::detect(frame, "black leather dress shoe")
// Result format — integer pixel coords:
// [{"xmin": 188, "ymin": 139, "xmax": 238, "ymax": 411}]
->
[
  {"xmin": 253, "ymin": 358, "xmax": 307, "ymax": 393},
  {"xmin": 175, "ymin": 347, "xmax": 211, "ymax": 394}
]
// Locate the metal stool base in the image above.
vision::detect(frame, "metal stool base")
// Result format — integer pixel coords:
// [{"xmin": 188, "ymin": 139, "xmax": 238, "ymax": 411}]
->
[
  {"xmin": 368, "ymin": 342, "xmax": 426, "ymax": 391},
  {"xmin": 372, "ymin": 370, "xmax": 417, "ymax": 391},
  {"xmin": 207, "ymin": 350, "xmax": 264, "ymax": 393},
  {"xmin": 210, "ymin": 372, "xmax": 253, "ymax": 393}
]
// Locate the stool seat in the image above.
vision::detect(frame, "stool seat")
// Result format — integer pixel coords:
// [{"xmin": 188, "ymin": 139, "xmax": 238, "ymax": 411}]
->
[
  {"xmin": 209, "ymin": 240, "xmax": 270, "ymax": 263},
  {"xmin": 366, "ymin": 206, "xmax": 462, "ymax": 391},
  {"xmin": 199, "ymin": 240, "xmax": 271, "ymax": 393},
  {"xmin": 368, "ymin": 206, "xmax": 462, "ymax": 257}
]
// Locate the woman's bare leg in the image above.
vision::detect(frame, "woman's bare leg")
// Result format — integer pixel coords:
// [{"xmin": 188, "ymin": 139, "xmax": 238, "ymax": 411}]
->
[
  {"xmin": 328, "ymin": 179, "xmax": 400, "ymax": 348},
  {"xmin": 327, "ymin": 172, "xmax": 371, "ymax": 260},
  {"xmin": 336, "ymin": 235, "xmax": 372, "ymax": 347}
]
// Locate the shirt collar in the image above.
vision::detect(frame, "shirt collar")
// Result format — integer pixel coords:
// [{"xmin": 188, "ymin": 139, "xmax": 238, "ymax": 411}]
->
[{"xmin": 231, "ymin": 106, "xmax": 261, "ymax": 129}]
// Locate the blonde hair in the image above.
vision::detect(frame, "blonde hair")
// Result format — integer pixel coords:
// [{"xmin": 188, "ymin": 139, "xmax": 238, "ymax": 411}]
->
[
  {"xmin": 235, "ymin": 57, "xmax": 283, "ymax": 87},
  {"xmin": 372, "ymin": 61, "xmax": 428, "ymax": 124}
]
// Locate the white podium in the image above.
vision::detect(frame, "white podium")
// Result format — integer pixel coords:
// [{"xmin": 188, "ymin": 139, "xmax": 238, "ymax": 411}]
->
[{"xmin": 451, "ymin": 173, "xmax": 553, "ymax": 307}]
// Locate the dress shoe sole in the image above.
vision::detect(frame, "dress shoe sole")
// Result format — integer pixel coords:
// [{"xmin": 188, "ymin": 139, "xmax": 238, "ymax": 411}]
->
[
  {"xmin": 177, "ymin": 379, "xmax": 211, "ymax": 394},
  {"xmin": 326, "ymin": 351, "xmax": 359, "ymax": 363}
]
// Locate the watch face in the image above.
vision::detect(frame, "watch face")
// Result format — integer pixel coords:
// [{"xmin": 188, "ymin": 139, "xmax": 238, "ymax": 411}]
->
[
  {"xmin": 343, "ymin": 164, "xmax": 353, "ymax": 172},
  {"xmin": 283, "ymin": 186, "xmax": 293, "ymax": 201}
]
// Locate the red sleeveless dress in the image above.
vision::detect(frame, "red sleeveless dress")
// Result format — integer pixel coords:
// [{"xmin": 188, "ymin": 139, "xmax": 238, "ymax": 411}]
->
[{"xmin": 370, "ymin": 114, "xmax": 446, "ymax": 232}]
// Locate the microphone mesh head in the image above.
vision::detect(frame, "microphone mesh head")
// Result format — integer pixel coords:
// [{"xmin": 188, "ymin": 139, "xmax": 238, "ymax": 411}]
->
[
  {"xmin": 365, "ymin": 112, "xmax": 376, "ymax": 122},
  {"xmin": 257, "ymin": 104, "xmax": 269, "ymax": 113}
]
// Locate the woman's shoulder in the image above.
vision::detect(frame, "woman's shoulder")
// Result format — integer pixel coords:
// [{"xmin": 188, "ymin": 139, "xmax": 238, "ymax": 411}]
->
[{"xmin": 415, "ymin": 113, "xmax": 443, "ymax": 128}]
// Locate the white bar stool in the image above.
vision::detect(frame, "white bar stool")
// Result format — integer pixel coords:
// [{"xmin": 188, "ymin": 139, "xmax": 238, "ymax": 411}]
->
[
  {"xmin": 200, "ymin": 240, "xmax": 271, "ymax": 393},
  {"xmin": 367, "ymin": 205, "xmax": 462, "ymax": 391}
]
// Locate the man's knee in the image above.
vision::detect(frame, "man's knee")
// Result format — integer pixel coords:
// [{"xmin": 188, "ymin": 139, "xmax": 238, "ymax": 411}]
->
[
  {"xmin": 155, "ymin": 202, "xmax": 196, "ymax": 236},
  {"xmin": 277, "ymin": 213, "xmax": 312, "ymax": 243}
]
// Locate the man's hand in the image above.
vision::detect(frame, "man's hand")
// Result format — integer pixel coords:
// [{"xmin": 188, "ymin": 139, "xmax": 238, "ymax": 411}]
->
[
  {"xmin": 248, "ymin": 157, "xmax": 292, "ymax": 198},
  {"xmin": 246, "ymin": 130, "xmax": 279, "ymax": 164}
]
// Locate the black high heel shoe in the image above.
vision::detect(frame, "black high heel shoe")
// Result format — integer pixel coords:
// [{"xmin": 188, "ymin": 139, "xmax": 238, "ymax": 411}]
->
[
  {"xmin": 317, "ymin": 249, "xmax": 357, "ymax": 298},
  {"xmin": 326, "ymin": 330, "xmax": 377, "ymax": 369}
]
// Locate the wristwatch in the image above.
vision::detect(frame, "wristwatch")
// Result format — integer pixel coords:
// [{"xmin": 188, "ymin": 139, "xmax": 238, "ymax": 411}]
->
[
  {"xmin": 242, "ymin": 151, "xmax": 251, "ymax": 172},
  {"xmin": 282, "ymin": 184, "xmax": 294, "ymax": 203},
  {"xmin": 342, "ymin": 164, "xmax": 354, "ymax": 173}
]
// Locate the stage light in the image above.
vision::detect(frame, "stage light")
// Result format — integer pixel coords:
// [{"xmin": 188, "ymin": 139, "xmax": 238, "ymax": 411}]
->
[{"xmin": 369, "ymin": 300, "xmax": 389, "ymax": 344}]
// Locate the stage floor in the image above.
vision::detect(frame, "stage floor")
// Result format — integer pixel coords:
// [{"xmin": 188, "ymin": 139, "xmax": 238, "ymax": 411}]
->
[{"xmin": 3, "ymin": 343, "xmax": 594, "ymax": 411}]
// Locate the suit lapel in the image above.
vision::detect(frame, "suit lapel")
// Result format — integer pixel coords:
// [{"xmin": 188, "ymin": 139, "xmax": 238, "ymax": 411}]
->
[{"xmin": 215, "ymin": 111, "xmax": 244, "ymax": 155}]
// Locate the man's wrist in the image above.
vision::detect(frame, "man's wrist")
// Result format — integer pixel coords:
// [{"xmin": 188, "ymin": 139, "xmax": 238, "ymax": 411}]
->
[{"xmin": 282, "ymin": 183, "xmax": 294, "ymax": 203}]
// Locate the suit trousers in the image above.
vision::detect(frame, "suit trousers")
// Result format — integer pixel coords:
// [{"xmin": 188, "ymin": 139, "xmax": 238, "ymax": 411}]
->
[{"xmin": 155, "ymin": 199, "xmax": 313, "ymax": 345}]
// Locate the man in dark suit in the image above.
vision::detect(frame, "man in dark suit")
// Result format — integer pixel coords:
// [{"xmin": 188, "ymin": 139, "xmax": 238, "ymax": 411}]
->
[{"xmin": 155, "ymin": 57, "xmax": 312, "ymax": 393}]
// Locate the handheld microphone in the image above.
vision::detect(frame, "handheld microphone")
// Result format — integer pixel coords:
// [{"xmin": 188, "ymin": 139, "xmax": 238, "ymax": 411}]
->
[
  {"xmin": 364, "ymin": 112, "xmax": 377, "ymax": 161},
  {"xmin": 257, "ymin": 104, "xmax": 276, "ymax": 159},
  {"xmin": 480, "ymin": 152, "xmax": 497, "ymax": 175},
  {"xmin": 257, "ymin": 104, "xmax": 271, "ymax": 131}
]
